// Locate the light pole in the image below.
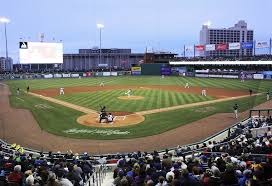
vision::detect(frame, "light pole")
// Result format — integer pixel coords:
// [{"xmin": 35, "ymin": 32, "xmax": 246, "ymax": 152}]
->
[
  {"xmin": 97, "ymin": 23, "xmax": 104, "ymax": 64},
  {"xmin": 0, "ymin": 17, "xmax": 10, "ymax": 61}
]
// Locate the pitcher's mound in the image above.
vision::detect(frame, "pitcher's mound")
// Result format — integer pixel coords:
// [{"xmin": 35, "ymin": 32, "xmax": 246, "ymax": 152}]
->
[
  {"xmin": 77, "ymin": 112, "xmax": 145, "ymax": 128},
  {"xmin": 118, "ymin": 96, "xmax": 144, "ymax": 100}
]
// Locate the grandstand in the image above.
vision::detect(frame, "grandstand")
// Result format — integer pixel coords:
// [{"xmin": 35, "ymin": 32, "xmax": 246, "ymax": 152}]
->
[{"xmin": 1, "ymin": 108, "xmax": 272, "ymax": 185}]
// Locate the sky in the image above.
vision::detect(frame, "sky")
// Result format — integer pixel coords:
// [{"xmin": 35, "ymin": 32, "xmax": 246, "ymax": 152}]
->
[{"xmin": 0, "ymin": 0, "xmax": 271, "ymax": 62}]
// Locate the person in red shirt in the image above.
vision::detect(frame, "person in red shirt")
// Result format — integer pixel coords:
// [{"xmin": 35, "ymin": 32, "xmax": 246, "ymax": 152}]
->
[{"xmin": 7, "ymin": 165, "xmax": 23, "ymax": 185}]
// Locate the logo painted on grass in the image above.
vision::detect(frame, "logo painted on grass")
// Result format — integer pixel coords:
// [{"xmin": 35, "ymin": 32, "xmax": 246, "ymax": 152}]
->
[
  {"xmin": 63, "ymin": 128, "xmax": 130, "ymax": 136},
  {"xmin": 35, "ymin": 104, "xmax": 54, "ymax": 109}
]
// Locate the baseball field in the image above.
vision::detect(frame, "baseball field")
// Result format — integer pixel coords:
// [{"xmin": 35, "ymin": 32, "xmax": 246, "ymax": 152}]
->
[{"xmin": 4, "ymin": 76, "xmax": 271, "ymax": 143}]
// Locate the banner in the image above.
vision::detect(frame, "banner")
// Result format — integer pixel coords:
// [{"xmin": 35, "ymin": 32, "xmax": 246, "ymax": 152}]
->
[
  {"xmin": 205, "ymin": 44, "xmax": 215, "ymax": 51},
  {"xmin": 195, "ymin": 45, "xmax": 205, "ymax": 51},
  {"xmin": 131, "ymin": 66, "xmax": 141, "ymax": 76},
  {"xmin": 131, "ymin": 67, "xmax": 141, "ymax": 71},
  {"xmin": 241, "ymin": 42, "xmax": 253, "ymax": 49},
  {"xmin": 228, "ymin": 42, "xmax": 241, "ymax": 50},
  {"xmin": 216, "ymin": 43, "xmax": 228, "ymax": 50},
  {"xmin": 255, "ymin": 41, "xmax": 269, "ymax": 49}
]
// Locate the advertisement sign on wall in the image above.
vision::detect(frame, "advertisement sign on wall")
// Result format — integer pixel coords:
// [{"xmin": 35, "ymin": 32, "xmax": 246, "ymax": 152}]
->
[
  {"xmin": 228, "ymin": 43, "xmax": 241, "ymax": 50},
  {"xmin": 216, "ymin": 43, "xmax": 228, "ymax": 50},
  {"xmin": 241, "ymin": 42, "xmax": 254, "ymax": 49},
  {"xmin": 253, "ymin": 74, "xmax": 264, "ymax": 79},
  {"xmin": 131, "ymin": 66, "xmax": 141, "ymax": 75},
  {"xmin": 255, "ymin": 41, "xmax": 269, "ymax": 49},
  {"xmin": 205, "ymin": 44, "xmax": 216, "ymax": 51},
  {"xmin": 161, "ymin": 67, "xmax": 172, "ymax": 75},
  {"xmin": 195, "ymin": 45, "xmax": 205, "ymax": 51}
]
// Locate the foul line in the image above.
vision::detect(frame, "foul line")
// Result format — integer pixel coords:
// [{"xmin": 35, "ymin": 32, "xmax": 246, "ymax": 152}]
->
[
  {"xmin": 28, "ymin": 92, "xmax": 97, "ymax": 114},
  {"xmin": 28, "ymin": 91, "xmax": 262, "ymax": 116},
  {"xmin": 136, "ymin": 93, "xmax": 262, "ymax": 115}
]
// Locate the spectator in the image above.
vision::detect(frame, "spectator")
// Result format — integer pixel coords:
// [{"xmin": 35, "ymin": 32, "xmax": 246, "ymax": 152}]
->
[{"xmin": 7, "ymin": 165, "xmax": 23, "ymax": 185}]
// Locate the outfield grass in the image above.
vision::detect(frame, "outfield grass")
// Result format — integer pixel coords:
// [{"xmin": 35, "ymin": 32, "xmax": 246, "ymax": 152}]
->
[
  {"xmin": 4, "ymin": 76, "xmax": 272, "ymax": 140},
  {"xmin": 5, "ymin": 76, "xmax": 272, "ymax": 92},
  {"xmin": 56, "ymin": 89, "xmax": 213, "ymax": 112}
]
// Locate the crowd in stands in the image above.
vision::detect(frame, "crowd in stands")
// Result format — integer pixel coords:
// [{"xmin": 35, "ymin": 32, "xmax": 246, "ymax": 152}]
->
[
  {"xmin": 1, "ymin": 115, "xmax": 272, "ymax": 186},
  {"xmin": 0, "ymin": 150, "xmax": 94, "ymax": 186},
  {"xmin": 109, "ymin": 116, "xmax": 272, "ymax": 186}
]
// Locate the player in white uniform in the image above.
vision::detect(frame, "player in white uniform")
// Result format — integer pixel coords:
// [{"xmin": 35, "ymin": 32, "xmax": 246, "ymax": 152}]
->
[
  {"xmin": 184, "ymin": 82, "xmax": 190, "ymax": 88},
  {"xmin": 125, "ymin": 89, "xmax": 132, "ymax": 97},
  {"xmin": 201, "ymin": 89, "xmax": 207, "ymax": 96},
  {"xmin": 100, "ymin": 81, "xmax": 105, "ymax": 87},
  {"xmin": 59, "ymin": 88, "xmax": 65, "ymax": 95}
]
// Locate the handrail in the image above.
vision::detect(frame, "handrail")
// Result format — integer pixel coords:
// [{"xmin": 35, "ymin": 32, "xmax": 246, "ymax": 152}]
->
[{"xmin": 84, "ymin": 164, "xmax": 108, "ymax": 186}]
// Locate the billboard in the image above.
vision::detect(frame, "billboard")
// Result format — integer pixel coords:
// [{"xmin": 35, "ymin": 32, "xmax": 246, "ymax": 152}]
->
[
  {"xmin": 131, "ymin": 66, "xmax": 141, "ymax": 75},
  {"xmin": 228, "ymin": 42, "xmax": 241, "ymax": 50},
  {"xmin": 255, "ymin": 41, "xmax": 269, "ymax": 49},
  {"xmin": 195, "ymin": 45, "xmax": 205, "ymax": 51},
  {"xmin": 216, "ymin": 43, "xmax": 228, "ymax": 50},
  {"xmin": 241, "ymin": 42, "xmax": 253, "ymax": 49},
  {"xmin": 161, "ymin": 66, "xmax": 172, "ymax": 75},
  {"xmin": 19, "ymin": 42, "xmax": 63, "ymax": 64},
  {"xmin": 205, "ymin": 44, "xmax": 215, "ymax": 51}
]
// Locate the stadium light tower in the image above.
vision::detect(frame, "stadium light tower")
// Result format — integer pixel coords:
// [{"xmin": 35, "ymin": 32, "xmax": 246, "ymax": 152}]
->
[
  {"xmin": 0, "ymin": 17, "xmax": 10, "ymax": 61},
  {"xmin": 97, "ymin": 23, "xmax": 104, "ymax": 64}
]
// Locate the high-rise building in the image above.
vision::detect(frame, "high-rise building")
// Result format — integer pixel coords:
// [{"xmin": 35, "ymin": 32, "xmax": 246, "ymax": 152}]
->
[
  {"xmin": 200, "ymin": 20, "xmax": 254, "ymax": 57},
  {"xmin": 0, "ymin": 57, "xmax": 13, "ymax": 71}
]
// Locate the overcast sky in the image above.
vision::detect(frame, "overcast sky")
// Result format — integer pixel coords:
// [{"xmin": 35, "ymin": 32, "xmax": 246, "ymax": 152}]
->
[{"xmin": 0, "ymin": 0, "xmax": 271, "ymax": 62}]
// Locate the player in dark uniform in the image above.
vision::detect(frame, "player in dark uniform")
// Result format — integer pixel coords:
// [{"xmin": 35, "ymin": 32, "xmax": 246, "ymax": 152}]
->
[
  {"xmin": 233, "ymin": 103, "xmax": 239, "ymax": 119},
  {"xmin": 99, "ymin": 106, "xmax": 107, "ymax": 123},
  {"xmin": 27, "ymin": 86, "xmax": 30, "ymax": 93},
  {"xmin": 249, "ymin": 89, "xmax": 253, "ymax": 96}
]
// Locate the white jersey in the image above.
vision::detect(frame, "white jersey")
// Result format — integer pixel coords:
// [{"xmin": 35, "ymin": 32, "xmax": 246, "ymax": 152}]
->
[{"xmin": 60, "ymin": 88, "xmax": 65, "ymax": 95}]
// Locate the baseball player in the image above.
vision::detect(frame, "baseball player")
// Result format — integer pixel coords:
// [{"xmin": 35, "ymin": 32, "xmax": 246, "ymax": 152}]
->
[
  {"xmin": 267, "ymin": 90, "xmax": 270, "ymax": 101},
  {"xmin": 201, "ymin": 89, "xmax": 207, "ymax": 96},
  {"xmin": 125, "ymin": 89, "xmax": 132, "ymax": 97},
  {"xmin": 16, "ymin": 88, "xmax": 20, "ymax": 96},
  {"xmin": 233, "ymin": 103, "xmax": 239, "ymax": 119},
  {"xmin": 59, "ymin": 88, "xmax": 65, "ymax": 95},
  {"xmin": 184, "ymin": 82, "xmax": 190, "ymax": 88},
  {"xmin": 99, "ymin": 81, "xmax": 105, "ymax": 87},
  {"xmin": 240, "ymin": 72, "xmax": 245, "ymax": 82},
  {"xmin": 249, "ymin": 89, "xmax": 253, "ymax": 96}
]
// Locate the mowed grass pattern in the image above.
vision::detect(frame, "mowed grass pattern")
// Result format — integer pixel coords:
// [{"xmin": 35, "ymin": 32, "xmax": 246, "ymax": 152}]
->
[
  {"xmin": 56, "ymin": 89, "xmax": 214, "ymax": 112},
  {"xmin": 5, "ymin": 76, "xmax": 272, "ymax": 93}
]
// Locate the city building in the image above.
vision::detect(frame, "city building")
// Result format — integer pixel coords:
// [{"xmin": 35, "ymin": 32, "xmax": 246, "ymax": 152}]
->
[
  {"xmin": 0, "ymin": 57, "xmax": 13, "ymax": 71},
  {"xmin": 62, "ymin": 48, "xmax": 144, "ymax": 71},
  {"xmin": 200, "ymin": 20, "xmax": 254, "ymax": 57}
]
